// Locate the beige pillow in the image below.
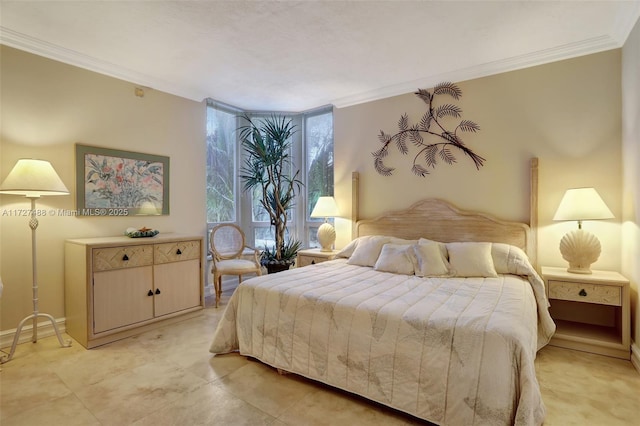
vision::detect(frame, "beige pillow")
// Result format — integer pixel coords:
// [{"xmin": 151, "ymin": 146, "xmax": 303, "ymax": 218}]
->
[
  {"xmin": 446, "ymin": 242, "xmax": 498, "ymax": 278},
  {"xmin": 491, "ymin": 243, "xmax": 530, "ymax": 274},
  {"xmin": 347, "ymin": 236, "xmax": 390, "ymax": 267},
  {"xmin": 413, "ymin": 243, "xmax": 451, "ymax": 277},
  {"xmin": 374, "ymin": 243, "xmax": 416, "ymax": 275},
  {"xmin": 335, "ymin": 236, "xmax": 365, "ymax": 258},
  {"xmin": 418, "ymin": 237, "xmax": 449, "ymax": 260}
]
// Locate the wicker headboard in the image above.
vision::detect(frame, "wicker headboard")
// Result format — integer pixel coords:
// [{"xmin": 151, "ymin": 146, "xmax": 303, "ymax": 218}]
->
[{"xmin": 351, "ymin": 158, "xmax": 539, "ymax": 267}]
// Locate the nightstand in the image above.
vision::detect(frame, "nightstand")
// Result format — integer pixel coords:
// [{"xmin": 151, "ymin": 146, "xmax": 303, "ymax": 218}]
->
[
  {"xmin": 296, "ymin": 248, "xmax": 338, "ymax": 267},
  {"xmin": 541, "ymin": 266, "xmax": 630, "ymax": 360}
]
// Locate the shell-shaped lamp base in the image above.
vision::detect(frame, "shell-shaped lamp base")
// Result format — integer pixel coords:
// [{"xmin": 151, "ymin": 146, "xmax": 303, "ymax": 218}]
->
[
  {"xmin": 317, "ymin": 222, "xmax": 336, "ymax": 252},
  {"xmin": 559, "ymin": 229, "xmax": 601, "ymax": 274}
]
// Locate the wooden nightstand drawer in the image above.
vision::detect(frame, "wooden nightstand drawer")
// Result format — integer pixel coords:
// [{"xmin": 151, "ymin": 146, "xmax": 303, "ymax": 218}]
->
[
  {"xmin": 298, "ymin": 255, "xmax": 326, "ymax": 267},
  {"xmin": 548, "ymin": 280, "xmax": 621, "ymax": 306},
  {"xmin": 296, "ymin": 249, "xmax": 337, "ymax": 267}
]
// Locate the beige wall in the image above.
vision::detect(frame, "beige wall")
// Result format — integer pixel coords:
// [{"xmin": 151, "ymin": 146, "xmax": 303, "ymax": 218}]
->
[
  {"xmin": 335, "ymin": 50, "xmax": 623, "ymax": 274},
  {"xmin": 622, "ymin": 18, "xmax": 640, "ymax": 363},
  {"xmin": 0, "ymin": 46, "xmax": 207, "ymax": 334}
]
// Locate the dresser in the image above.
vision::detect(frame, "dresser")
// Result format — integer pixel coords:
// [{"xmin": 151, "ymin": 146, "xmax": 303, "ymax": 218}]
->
[
  {"xmin": 65, "ymin": 234, "xmax": 204, "ymax": 348},
  {"xmin": 541, "ymin": 266, "xmax": 630, "ymax": 360}
]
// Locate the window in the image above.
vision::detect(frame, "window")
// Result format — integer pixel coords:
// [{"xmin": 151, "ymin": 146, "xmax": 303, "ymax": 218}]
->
[
  {"xmin": 305, "ymin": 110, "xmax": 334, "ymax": 247},
  {"xmin": 206, "ymin": 102, "xmax": 333, "ymax": 250},
  {"xmin": 206, "ymin": 101, "xmax": 239, "ymax": 224}
]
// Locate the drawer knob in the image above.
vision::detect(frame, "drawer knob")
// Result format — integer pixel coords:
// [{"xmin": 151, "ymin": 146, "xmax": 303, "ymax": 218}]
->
[
  {"xmin": 155, "ymin": 288, "xmax": 161, "ymax": 295},
  {"xmin": 311, "ymin": 260, "xmax": 315, "ymax": 265},
  {"xmin": 147, "ymin": 290, "xmax": 153, "ymax": 297},
  {"xmin": 176, "ymin": 248, "xmax": 182, "ymax": 255},
  {"xmin": 123, "ymin": 254, "xmax": 129, "ymax": 261},
  {"xmin": 579, "ymin": 289, "xmax": 587, "ymax": 297}
]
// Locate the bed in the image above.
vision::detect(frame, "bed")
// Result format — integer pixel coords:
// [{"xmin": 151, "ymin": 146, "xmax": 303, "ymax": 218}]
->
[{"xmin": 210, "ymin": 161, "xmax": 556, "ymax": 425}]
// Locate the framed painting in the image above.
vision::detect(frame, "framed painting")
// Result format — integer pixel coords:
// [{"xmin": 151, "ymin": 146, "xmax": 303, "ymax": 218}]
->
[{"xmin": 75, "ymin": 144, "xmax": 170, "ymax": 216}]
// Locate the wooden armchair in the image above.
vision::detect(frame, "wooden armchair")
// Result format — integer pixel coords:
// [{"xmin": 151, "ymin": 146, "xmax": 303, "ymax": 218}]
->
[{"xmin": 209, "ymin": 224, "xmax": 262, "ymax": 307}]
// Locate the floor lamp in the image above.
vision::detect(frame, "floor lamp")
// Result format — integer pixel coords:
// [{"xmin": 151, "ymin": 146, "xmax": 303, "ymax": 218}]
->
[{"xmin": 0, "ymin": 159, "xmax": 72, "ymax": 363}]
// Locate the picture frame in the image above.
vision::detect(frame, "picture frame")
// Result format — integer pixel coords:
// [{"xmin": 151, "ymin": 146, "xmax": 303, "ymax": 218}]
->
[{"xmin": 75, "ymin": 144, "xmax": 170, "ymax": 216}]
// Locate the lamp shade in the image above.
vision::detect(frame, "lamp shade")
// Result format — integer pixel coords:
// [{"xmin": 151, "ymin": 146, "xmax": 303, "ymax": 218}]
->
[
  {"xmin": 0, "ymin": 159, "xmax": 69, "ymax": 197},
  {"xmin": 553, "ymin": 188, "xmax": 614, "ymax": 222},
  {"xmin": 310, "ymin": 196, "xmax": 339, "ymax": 219}
]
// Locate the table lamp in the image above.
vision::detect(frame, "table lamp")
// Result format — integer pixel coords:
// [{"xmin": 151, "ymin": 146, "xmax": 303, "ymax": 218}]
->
[
  {"xmin": 310, "ymin": 196, "xmax": 339, "ymax": 252},
  {"xmin": 553, "ymin": 187, "xmax": 614, "ymax": 274},
  {"xmin": 0, "ymin": 159, "xmax": 72, "ymax": 363}
]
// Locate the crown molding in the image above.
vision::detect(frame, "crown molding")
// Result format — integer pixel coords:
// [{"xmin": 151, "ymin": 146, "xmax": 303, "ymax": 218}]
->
[
  {"xmin": 0, "ymin": 26, "xmax": 204, "ymax": 102},
  {"xmin": 332, "ymin": 34, "xmax": 621, "ymax": 109},
  {"xmin": 611, "ymin": 1, "xmax": 640, "ymax": 45},
  {"xmin": 1, "ymin": 22, "xmax": 632, "ymax": 111}
]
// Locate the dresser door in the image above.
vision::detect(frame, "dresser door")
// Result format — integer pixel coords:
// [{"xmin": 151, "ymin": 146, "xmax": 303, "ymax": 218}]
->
[
  {"xmin": 93, "ymin": 266, "xmax": 154, "ymax": 333},
  {"xmin": 153, "ymin": 259, "xmax": 201, "ymax": 317}
]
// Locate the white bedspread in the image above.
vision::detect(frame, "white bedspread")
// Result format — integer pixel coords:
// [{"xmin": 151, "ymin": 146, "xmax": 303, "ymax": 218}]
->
[{"xmin": 210, "ymin": 259, "xmax": 555, "ymax": 425}]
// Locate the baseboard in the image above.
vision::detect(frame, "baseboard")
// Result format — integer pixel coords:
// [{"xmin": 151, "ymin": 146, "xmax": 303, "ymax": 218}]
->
[
  {"xmin": 0, "ymin": 317, "xmax": 67, "ymax": 349},
  {"xmin": 632, "ymin": 341, "xmax": 640, "ymax": 374}
]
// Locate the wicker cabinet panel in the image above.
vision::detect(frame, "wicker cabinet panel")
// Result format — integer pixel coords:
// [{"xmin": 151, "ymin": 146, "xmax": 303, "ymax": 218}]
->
[
  {"xmin": 154, "ymin": 240, "xmax": 201, "ymax": 264},
  {"xmin": 93, "ymin": 245, "xmax": 154, "ymax": 271}
]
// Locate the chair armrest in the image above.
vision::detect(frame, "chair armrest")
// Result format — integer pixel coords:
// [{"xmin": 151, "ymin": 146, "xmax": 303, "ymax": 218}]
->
[{"xmin": 244, "ymin": 245, "xmax": 261, "ymax": 264}]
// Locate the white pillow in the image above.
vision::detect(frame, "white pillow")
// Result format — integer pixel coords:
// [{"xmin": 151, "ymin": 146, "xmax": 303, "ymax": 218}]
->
[
  {"xmin": 347, "ymin": 236, "xmax": 390, "ymax": 267},
  {"xmin": 374, "ymin": 244, "xmax": 416, "ymax": 275},
  {"xmin": 388, "ymin": 237, "xmax": 419, "ymax": 246},
  {"xmin": 337, "ymin": 235, "xmax": 416, "ymax": 259},
  {"xmin": 491, "ymin": 243, "xmax": 531, "ymax": 275},
  {"xmin": 335, "ymin": 236, "xmax": 365, "ymax": 258},
  {"xmin": 413, "ymin": 243, "xmax": 451, "ymax": 277},
  {"xmin": 418, "ymin": 237, "xmax": 449, "ymax": 260},
  {"xmin": 446, "ymin": 242, "xmax": 498, "ymax": 278}
]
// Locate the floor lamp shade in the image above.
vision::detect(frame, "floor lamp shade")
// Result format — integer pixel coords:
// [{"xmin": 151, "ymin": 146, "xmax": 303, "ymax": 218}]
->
[
  {"xmin": 310, "ymin": 196, "xmax": 339, "ymax": 252},
  {"xmin": 0, "ymin": 159, "xmax": 71, "ymax": 363},
  {"xmin": 0, "ymin": 159, "xmax": 69, "ymax": 196},
  {"xmin": 553, "ymin": 188, "xmax": 614, "ymax": 274}
]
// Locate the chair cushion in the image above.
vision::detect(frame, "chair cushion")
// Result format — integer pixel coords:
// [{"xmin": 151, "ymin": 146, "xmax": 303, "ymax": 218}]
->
[{"xmin": 213, "ymin": 259, "xmax": 260, "ymax": 274}]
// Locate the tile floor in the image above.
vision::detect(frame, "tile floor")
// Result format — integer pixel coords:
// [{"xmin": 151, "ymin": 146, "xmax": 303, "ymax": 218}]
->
[{"xmin": 1, "ymin": 282, "xmax": 640, "ymax": 425}]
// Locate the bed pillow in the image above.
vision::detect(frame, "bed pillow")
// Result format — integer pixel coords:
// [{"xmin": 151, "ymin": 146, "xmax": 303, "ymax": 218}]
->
[
  {"xmin": 413, "ymin": 242, "xmax": 451, "ymax": 277},
  {"xmin": 373, "ymin": 243, "xmax": 416, "ymax": 275},
  {"xmin": 335, "ymin": 236, "xmax": 364, "ymax": 258},
  {"xmin": 388, "ymin": 237, "xmax": 419, "ymax": 246},
  {"xmin": 492, "ymin": 243, "xmax": 532, "ymax": 274},
  {"xmin": 418, "ymin": 237, "xmax": 449, "ymax": 260},
  {"xmin": 337, "ymin": 235, "xmax": 416, "ymax": 259},
  {"xmin": 446, "ymin": 242, "xmax": 498, "ymax": 278},
  {"xmin": 347, "ymin": 235, "xmax": 391, "ymax": 266}
]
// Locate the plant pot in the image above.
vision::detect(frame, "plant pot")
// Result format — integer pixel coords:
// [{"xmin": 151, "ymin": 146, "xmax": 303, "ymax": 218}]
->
[{"xmin": 264, "ymin": 262, "xmax": 293, "ymax": 274}]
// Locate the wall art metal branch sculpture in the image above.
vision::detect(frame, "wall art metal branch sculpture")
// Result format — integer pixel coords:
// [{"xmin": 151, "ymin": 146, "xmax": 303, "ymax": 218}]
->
[{"xmin": 372, "ymin": 82, "xmax": 485, "ymax": 177}]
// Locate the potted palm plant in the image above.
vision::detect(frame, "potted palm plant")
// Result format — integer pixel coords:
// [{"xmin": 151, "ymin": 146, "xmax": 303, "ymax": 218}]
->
[{"xmin": 239, "ymin": 114, "xmax": 303, "ymax": 273}]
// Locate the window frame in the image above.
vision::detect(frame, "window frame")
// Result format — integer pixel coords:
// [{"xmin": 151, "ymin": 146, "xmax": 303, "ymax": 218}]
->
[{"xmin": 206, "ymin": 102, "xmax": 334, "ymax": 251}]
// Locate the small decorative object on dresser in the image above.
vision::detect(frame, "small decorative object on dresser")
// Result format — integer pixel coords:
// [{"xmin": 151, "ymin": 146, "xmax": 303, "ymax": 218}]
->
[
  {"xmin": 542, "ymin": 266, "xmax": 630, "ymax": 360},
  {"xmin": 296, "ymin": 248, "xmax": 338, "ymax": 267}
]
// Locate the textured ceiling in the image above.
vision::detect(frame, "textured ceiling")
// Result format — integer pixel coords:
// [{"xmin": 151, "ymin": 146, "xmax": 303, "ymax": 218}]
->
[{"xmin": 1, "ymin": 1, "xmax": 639, "ymax": 111}]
